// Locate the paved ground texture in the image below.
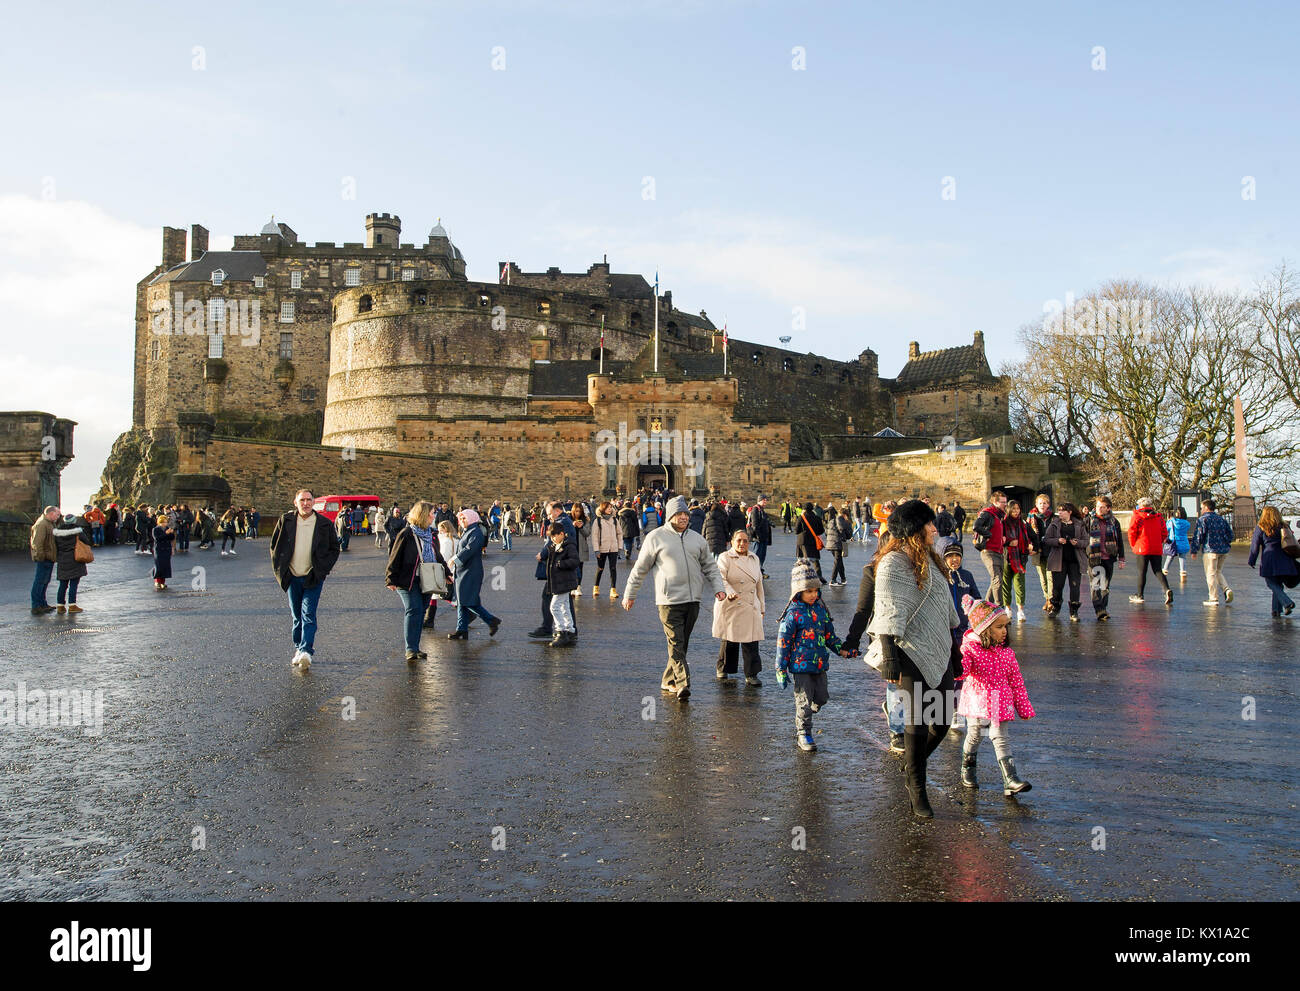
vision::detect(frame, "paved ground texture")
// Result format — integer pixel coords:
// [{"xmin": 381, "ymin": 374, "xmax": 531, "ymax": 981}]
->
[{"xmin": 1, "ymin": 532, "xmax": 1295, "ymax": 901}]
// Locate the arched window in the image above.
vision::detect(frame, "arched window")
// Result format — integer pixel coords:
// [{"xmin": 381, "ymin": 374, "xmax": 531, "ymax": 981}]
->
[
  {"xmin": 479, "ymin": 294, "xmax": 491, "ymax": 307},
  {"xmin": 839, "ymin": 368, "xmax": 851, "ymax": 383},
  {"xmin": 413, "ymin": 292, "xmax": 427, "ymax": 306},
  {"xmin": 751, "ymin": 351, "xmax": 761, "ymax": 365},
  {"xmin": 813, "ymin": 363, "xmax": 823, "ymax": 376},
  {"xmin": 590, "ymin": 348, "xmax": 601, "ymax": 361},
  {"xmin": 667, "ymin": 321, "xmax": 678, "ymax": 338},
  {"xmin": 359, "ymin": 294, "xmax": 373, "ymax": 313},
  {"xmin": 630, "ymin": 312, "xmax": 642, "ymax": 329},
  {"xmin": 537, "ymin": 299, "xmax": 551, "ymax": 316},
  {"xmin": 782, "ymin": 357, "xmax": 794, "ymax": 372}
]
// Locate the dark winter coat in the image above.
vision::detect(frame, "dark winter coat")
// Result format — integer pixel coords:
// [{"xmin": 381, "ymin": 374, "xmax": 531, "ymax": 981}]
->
[
  {"xmin": 152, "ymin": 525, "xmax": 174, "ymax": 581},
  {"xmin": 688, "ymin": 507, "xmax": 705, "ymax": 533},
  {"xmin": 53, "ymin": 519, "xmax": 89, "ymax": 582},
  {"xmin": 703, "ymin": 506, "xmax": 730, "ymax": 555},
  {"xmin": 746, "ymin": 505, "xmax": 773, "ymax": 544},
  {"xmin": 385, "ymin": 525, "xmax": 447, "ymax": 591},
  {"xmin": 541, "ymin": 536, "xmax": 580, "ymax": 595},
  {"xmin": 794, "ymin": 510, "xmax": 825, "ymax": 559},
  {"xmin": 1247, "ymin": 526, "xmax": 1299, "ymax": 579},
  {"xmin": 726, "ymin": 504, "xmax": 746, "ymax": 538},
  {"xmin": 1042, "ymin": 517, "xmax": 1089, "ymax": 572},
  {"xmin": 823, "ymin": 514, "xmax": 851, "ymax": 552},
  {"xmin": 269, "ymin": 511, "xmax": 341, "ymax": 590},
  {"xmin": 618, "ymin": 506, "xmax": 640, "ymax": 540}
]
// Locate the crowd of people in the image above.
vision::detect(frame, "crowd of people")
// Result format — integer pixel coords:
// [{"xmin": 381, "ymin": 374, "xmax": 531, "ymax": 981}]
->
[{"xmin": 27, "ymin": 483, "xmax": 1299, "ymax": 820}]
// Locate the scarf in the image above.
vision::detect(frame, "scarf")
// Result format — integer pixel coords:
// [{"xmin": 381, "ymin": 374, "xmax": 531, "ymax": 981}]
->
[
  {"xmin": 411, "ymin": 523, "xmax": 436, "ymax": 561},
  {"xmin": 459, "ymin": 509, "xmax": 482, "ymax": 526}
]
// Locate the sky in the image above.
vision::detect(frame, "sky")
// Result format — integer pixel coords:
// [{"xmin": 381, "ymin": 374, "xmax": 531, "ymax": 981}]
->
[{"xmin": 2, "ymin": 0, "xmax": 1298, "ymax": 508}]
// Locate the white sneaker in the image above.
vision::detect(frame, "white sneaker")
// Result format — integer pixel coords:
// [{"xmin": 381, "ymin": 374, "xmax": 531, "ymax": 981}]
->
[
  {"xmin": 228, "ymin": 549, "xmax": 236, "ymax": 556},
  {"xmin": 1225, "ymin": 588, "xmax": 1233, "ymax": 604},
  {"xmin": 291, "ymin": 649, "xmax": 305, "ymax": 667},
  {"xmin": 220, "ymin": 550, "xmax": 228, "ymax": 557},
  {"xmin": 291, "ymin": 650, "xmax": 311, "ymax": 669},
  {"xmin": 1017, "ymin": 608, "xmax": 1027, "ymax": 622},
  {"xmin": 1202, "ymin": 599, "xmax": 1218, "ymax": 606}
]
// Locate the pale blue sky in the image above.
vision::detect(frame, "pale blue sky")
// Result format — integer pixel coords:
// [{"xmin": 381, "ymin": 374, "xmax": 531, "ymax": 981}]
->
[{"xmin": 2, "ymin": 0, "xmax": 1297, "ymax": 504}]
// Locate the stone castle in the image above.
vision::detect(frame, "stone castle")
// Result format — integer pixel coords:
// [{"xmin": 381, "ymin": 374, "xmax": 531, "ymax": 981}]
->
[{"xmin": 98, "ymin": 210, "xmax": 1077, "ymax": 513}]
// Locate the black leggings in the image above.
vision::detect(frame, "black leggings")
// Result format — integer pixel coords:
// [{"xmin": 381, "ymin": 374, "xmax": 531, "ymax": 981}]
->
[
  {"xmin": 1136, "ymin": 554, "xmax": 1169, "ymax": 597},
  {"xmin": 895, "ymin": 646, "xmax": 955, "ymax": 786},
  {"xmin": 831, "ymin": 550, "xmax": 846, "ymax": 583},
  {"xmin": 221, "ymin": 533, "xmax": 236, "ymax": 552},
  {"xmin": 1050, "ymin": 558, "xmax": 1082, "ymax": 611},
  {"xmin": 594, "ymin": 551, "xmax": 618, "ymax": 588}
]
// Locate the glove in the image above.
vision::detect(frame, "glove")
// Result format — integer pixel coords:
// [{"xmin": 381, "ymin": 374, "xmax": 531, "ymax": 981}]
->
[{"xmin": 775, "ymin": 668, "xmax": 789, "ymax": 690}]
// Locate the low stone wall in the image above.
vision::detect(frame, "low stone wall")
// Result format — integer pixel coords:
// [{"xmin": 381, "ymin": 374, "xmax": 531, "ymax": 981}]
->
[{"xmin": 772, "ymin": 449, "xmax": 991, "ymax": 507}]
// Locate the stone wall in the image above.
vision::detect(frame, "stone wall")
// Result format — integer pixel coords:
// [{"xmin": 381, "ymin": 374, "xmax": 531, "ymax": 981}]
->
[
  {"xmin": 0, "ymin": 411, "xmax": 75, "ymax": 553},
  {"xmin": 772, "ymin": 449, "xmax": 992, "ymax": 507}
]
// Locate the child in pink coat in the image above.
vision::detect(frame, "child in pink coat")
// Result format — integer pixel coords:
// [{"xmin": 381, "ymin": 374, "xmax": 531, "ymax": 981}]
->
[{"xmin": 956, "ymin": 595, "xmax": 1035, "ymax": 796}]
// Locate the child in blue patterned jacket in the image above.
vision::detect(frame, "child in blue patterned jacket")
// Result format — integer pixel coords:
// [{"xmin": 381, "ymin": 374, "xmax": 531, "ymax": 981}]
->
[{"xmin": 776, "ymin": 560, "xmax": 858, "ymax": 751}]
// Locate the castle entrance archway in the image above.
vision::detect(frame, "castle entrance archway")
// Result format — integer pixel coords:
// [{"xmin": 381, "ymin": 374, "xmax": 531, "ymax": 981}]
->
[{"xmin": 637, "ymin": 464, "xmax": 674, "ymax": 492}]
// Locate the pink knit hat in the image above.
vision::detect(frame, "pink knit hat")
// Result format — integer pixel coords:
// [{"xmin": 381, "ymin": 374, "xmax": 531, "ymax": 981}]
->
[{"xmin": 962, "ymin": 594, "xmax": 1008, "ymax": 634}]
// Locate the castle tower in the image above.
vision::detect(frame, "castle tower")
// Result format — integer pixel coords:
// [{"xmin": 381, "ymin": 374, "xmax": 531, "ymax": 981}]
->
[{"xmin": 365, "ymin": 212, "xmax": 401, "ymax": 248}]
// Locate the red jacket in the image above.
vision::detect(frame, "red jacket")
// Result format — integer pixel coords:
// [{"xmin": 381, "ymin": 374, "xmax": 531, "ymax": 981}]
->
[{"xmin": 1128, "ymin": 507, "xmax": 1167, "ymax": 555}]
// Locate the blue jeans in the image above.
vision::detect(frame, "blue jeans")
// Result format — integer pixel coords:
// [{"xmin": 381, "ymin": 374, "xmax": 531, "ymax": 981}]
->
[
  {"xmin": 1264, "ymin": 576, "xmax": 1295, "ymax": 615},
  {"xmin": 754, "ymin": 540, "xmax": 768, "ymax": 568},
  {"xmin": 57, "ymin": 578, "xmax": 80, "ymax": 604},
  {"xmin": 883, "ymin": 681, "xmax": 905, "ymax": 734},
  {"xmin": 286, "ymin": 576, "xmax": 323, "ymax": 654},
  {"xmin": 31, "ymin": 560, "xmax": 54, "ymax": 608},
  {"xmin": 501, "ymin": 529, "xmax": 512, "ymax": 550},
  {"xmin": 397, "ymin": 588, "xmax": 433, "ymax": 652},
  {"xmin": 623, "ymin": 537, "xmax": 635, "ymax": 557},
  {"xmin": 91, "ymin": 524, "xmax": 103, "ymax": 546}
]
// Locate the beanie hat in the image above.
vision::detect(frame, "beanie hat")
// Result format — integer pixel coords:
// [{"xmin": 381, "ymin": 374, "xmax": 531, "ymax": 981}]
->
[
  {"xmin": 664, "ymin": 495, "xmax": 689, "ymax": 520},
  {"xmin": 938, "ymin": 536, "xmax": 963, "ymax": 559},
  {"xmin": 887, "ymin": 498, "xmax": 937, "ymax": 539},
  {"xmin": 790, "ymin": 560, "xmax": 822, "ymax": 598},
  {"xmin": 962, "ymin": 594, "xmax": 1007, "ymax": 635}
]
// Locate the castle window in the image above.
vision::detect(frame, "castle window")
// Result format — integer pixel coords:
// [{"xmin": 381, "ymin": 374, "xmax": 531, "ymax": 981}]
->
[
  {"xmin": 345, "ymin": 268, "xmax": 361, "ymax": 287},
  {"xmin": 839, "ymin": 368, "xmax": 851, "ymax": 383},
  {"xmin": 319, "ymin": 265, "xmax": 330, "ymax": 280},
  {"xmin": 479, "ymin": 294, "xmax": 491, "ymax": 307},
  {"xmin": 208, "ymin": 333, "xmax": 223, "ymax": 359},
  {"xmin": 667, "ymin": 321, "xmax": 678, "ymax": 337},
  {"xmin": 211, "ymin": 269, "xmax": 225, "ymax": 286},
  {"xmin": 208, "ymin": 298, "xmax": 225, "ymax": 329},
  {"xmin": 976, "ymin": 394, "xmax": 983, "ymax": 407},
  {"xmin": 402, "ymin": 268, "xmax": 416, "ymax": 281},
  {"xmin": 413, "ymin": 292, "xmax": 428, "ymax": 306},
  {"xmin": 630, "ymin": 312, "xmax": 642, "ymax": 328},
  {"xmin": 290, "ymin": 270, "xmax": 302, "ymax": 289},
  {"xmin": 151, "ymin": 340, "xmax": 160, "ymax": 361},
  {"xmin": 590, "ymin": 348, "xmax": 601, "ymax": 361},
  {"xmin": 537, "ymin": 300, "xmax": 552, "ymax": 316},
  {"xmin": 253, "ymin": 275, "xmax": 265, "ymax": 289},
  {"xmin": 280, "ymin": 300, "xmax": 295, "ymax": 323},
  {"xmin": 813, "ymin": 363, "xmax": 823, "ymax": 376},
  {"xmin": 377, "ymin": 265, "xmax": 389, "ymax": 280},
  {"xmin": 751, "ymin": 351, "xmax": 761, "ymax": 365},
  {"xmin": 279, "ymin": 332, "xmax": 293, "ymax": 359},
  {"xmin": 359, "ymin": 294, "xmax": 373, "ymax": 313},
  {"xmin": 299, "ymin": 385, "xmax": 317, "ymax": 403},
  {"xmin": 782, "ymin": 357, "xmax": 794, "ymax": 372},
  {"xmin": 376, "ymin": 234, "xmax": 384, "ymax": 244}
]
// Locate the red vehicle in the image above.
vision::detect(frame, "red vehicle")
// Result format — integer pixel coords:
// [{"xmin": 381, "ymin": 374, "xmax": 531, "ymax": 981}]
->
[{"xmin": 311, "ymin": 494, "xmax": 380, "ymax": 524}]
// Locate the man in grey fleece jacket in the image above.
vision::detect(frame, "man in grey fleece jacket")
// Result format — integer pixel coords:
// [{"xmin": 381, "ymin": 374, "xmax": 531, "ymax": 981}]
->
[{"xmin": 623, "ymin": 495, "xmax": 726, "ymax": 699}]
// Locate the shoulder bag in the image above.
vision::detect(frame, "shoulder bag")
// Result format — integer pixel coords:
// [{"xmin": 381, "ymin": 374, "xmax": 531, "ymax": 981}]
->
[
  {"xmin": 74, "ymin": 537, "xmax": 94, "ymax": 564},
  {"xmin": 1281, "ymin": 523, "xmax": 1300, "ymax": 559},
  {"xmin": 415, "ymin": 534, "xmax": 448, "ymax": 597}
]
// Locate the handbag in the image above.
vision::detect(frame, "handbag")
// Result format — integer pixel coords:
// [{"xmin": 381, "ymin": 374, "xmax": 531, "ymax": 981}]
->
[
  {"xmin": 415, "ymin": 536, "xmax": 448, "ymax": 598},
  {"xmin": 1280, "ymin": 524, "xmax": 1300, "ymax": 559},
  {"xmin": 74, "ymin": 537, "xmax": 94, "ymax": 564},
  {"xmin": 801, "ymin": 512, "xmax": 824, "ymax": 551},
  {"xmin": 864, "ymin": 572, "xmax": 935, "ymax": 675}
]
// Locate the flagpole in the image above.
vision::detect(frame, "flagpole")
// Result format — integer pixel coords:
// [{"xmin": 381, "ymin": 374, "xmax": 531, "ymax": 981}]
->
[
  {"xmin": 723, "ymin": 315, "xmax": 728, "ymax": 377},
  {"xmin": 599, "ymin": 314, "xmax": 605, "ymax": 374},
  {"xmin": 653, "ymin": 271, "xmax": 659, "ymax": 374}
]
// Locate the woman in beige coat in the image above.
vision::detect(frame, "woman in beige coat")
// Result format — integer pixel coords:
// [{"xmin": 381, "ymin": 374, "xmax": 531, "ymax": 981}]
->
[{"xmin": 714, "ymin": 529, "xmax": 766, "ymax": 686}]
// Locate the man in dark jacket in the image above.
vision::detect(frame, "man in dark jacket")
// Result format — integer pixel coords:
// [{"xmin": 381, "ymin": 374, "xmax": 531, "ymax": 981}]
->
[
  {"xmin": 972, "ymin": 492, "xmax": 1008, "ymax": 605},
  {"xmin": 703, "ymin": 502, "xmax": 729, "ymax": 555},
  {"xmin": 688, "ymin": 501, "xmax": 706, "ymax": 534},
  {"xmin": 746, "ymin": 496, "xmax": 774, "ymax": 577},
  {"xmin": 953, "ymin": 502, "xmax": 967, "ymax": 534},
  {"xmin": 725, "ymin": 499, "xmax": 746, "ymax": 539},
  {"xmin": 935, "ymin": 505, "xmax": 956, "ymax": 539},
  {"xmin": 270, "ymin": 488, "xmax": 341, "ymax": 669},
  {"xmin": 617, "ymin": 502, "xmax": 640, "ymax": 558},
  {"xmin": 29, "ymin": 506, "xmax": 60, "ymax": 614},
  {"xmin": 1025, "ymin": 493, "xmax": 1055, "ymax": 610}
]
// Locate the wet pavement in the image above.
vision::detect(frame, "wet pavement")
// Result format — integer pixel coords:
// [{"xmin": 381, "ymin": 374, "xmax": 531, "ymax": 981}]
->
[{"xmin": 1, "ymin": 533, "xmax": 1296, "ymax": 901}]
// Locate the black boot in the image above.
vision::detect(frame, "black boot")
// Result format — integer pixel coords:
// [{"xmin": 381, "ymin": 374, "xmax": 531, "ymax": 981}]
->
[
  {"xmin": 904, "ymin": 746, "xmax": 934, "ymax": 818},
  {"xmin": 961, "ymin": 750, "xmax": 978, "ymax": 788},
  {"xmin": 999, "ymin": 756, "xmax": 1032, "ymax": 796}
]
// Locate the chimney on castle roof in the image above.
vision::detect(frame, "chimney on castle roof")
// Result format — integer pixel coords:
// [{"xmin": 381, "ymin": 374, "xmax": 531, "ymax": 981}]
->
[
  {"xmin": 973, "ymin": 330, "xmax": 984, "ymax": 353},
  {"xmin": 908, "ymin": 341, "xmax": 920, "ymax": 360},
  {"xmin": 162, "ymin": 226, "xmax": 186, "ymax": 269},
  {"xmin": 190, "ymin": 224, "xmax": 209, "ymax": 260}
]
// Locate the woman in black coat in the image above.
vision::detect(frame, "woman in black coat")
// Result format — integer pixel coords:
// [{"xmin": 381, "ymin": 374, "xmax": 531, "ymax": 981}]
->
[
  {"xmin": 703, "ymin": 503, "xmax": 729, "ymax": 555},
  {"xmin": 1042, "ymin": 503, "xmax": 1089, "ymax": 620},
  {"xmin": 53, "ymin": 515, "xmax": 89, "ymax": 612},
  {"xmin": 152, "ymin": 514, "xmax": 175, "ymax": 590},
  {"xmin": 794, "ymin": 501, "xmax": 826, "ymax": 580},
  {"xmin": 385, "ymin": 501, "xmax": 447, "ymax": 659},
  {"xmin": 1247, "ymin": 507, "xmax": 1299, "ymax": 616}
]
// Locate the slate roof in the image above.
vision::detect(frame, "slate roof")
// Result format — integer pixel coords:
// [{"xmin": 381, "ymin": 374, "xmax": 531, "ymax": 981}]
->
[
  {"xmin": 149, "ymin": 251, "xmax": 268, "ymax": 285},
  {"xmin": 608, "ymin": 274, "xmax": 651, "ymax": 299},
  {"xmin": 530, "ymin": 359, "xmax": 629, "ymax": 397},
  {"xmin": 895, "ymin": 344, "xmax": 991, "ymax": 387}
]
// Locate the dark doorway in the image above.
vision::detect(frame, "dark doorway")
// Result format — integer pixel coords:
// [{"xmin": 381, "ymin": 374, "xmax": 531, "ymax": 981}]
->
[
  {"xmin": 995, "ymin": 484, "xmax": 1038, "ymax": 513},
  {"xmin": 638, "ymin": 464, "xmax": 674, "ymax": 492}
]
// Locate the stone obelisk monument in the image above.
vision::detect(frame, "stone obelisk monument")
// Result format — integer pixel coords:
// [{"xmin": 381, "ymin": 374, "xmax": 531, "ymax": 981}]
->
[{"xmin": 1232, "ymin": 395, "xmax": 1255, "ymax": 540}]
